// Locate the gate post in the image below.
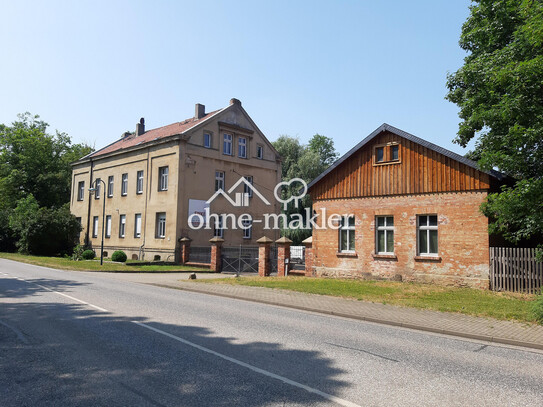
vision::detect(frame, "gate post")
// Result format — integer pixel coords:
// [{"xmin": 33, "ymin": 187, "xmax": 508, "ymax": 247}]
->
[
  {"xmin": 209, "ymin": 237, "xmax": 224, "ymax": 272},
  {"xmin": 275, "ymin": 236, "xmax": 292, "ymax": 277},
  {"xmin": 257, "ymin": 236, "xmax": 273, "ymax": 277},
  {"xmin": 302, "ymin": 236, "xmax": 314, "ymax": 277},
  {"xmin": 179, "ymin": 237, "xmax": 191, "ymax": 265}
]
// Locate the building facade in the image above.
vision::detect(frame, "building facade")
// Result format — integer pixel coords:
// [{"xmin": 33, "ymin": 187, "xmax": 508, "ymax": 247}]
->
[
  {"xmin": 70, "ymin": 99, "xmax": 282, "ymax": 262},
  {"xmin": 306, "ymin": 124, "xmax": 504, "ymax": 288}
]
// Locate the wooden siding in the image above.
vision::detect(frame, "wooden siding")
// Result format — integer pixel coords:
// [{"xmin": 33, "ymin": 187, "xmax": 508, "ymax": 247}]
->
[{"xmin": 310, "ymin": 131, "xmax": 492, "ymax": 200}]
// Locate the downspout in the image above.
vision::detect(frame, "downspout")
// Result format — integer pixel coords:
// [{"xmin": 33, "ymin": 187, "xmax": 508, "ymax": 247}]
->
[
  {"xmin": 139, "ymin": 147, "xmax": 151, "ymax": 260},
  {"xmin": 85, "ymin": 158, "xmax": 94, "ymax": 247}
]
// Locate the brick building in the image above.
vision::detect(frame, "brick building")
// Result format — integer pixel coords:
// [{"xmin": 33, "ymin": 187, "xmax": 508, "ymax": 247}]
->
[{"xmin": 306, "ymin": 124, "xmax": 505, "ymax": 288}]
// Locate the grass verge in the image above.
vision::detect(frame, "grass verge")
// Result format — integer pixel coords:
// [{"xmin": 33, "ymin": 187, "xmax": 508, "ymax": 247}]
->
[
  {"xmin": 195, "ymin": 276, "xmax": 539, "ymax": 323},
  {"xmin": 0, "ymin": 252, "xmax": 207, "ymax": 273}
]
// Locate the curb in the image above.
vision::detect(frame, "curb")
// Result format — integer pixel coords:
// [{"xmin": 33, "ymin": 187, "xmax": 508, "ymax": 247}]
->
[{"xmin": 159, "ymin": 283, "xmax": 543, "ymax": 352}]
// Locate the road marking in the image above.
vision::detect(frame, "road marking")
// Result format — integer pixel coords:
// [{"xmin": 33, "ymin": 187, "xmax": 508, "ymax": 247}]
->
[
  {"xmin": 133, "ymin": 321, "xmax": 361, "ymax": 407},
  {"xmin": 0, "ymin": 319, "xmax": 29, "ymax": 344}
]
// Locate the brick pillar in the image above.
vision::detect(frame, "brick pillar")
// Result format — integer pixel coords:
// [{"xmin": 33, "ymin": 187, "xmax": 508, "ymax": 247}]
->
[
  {"xmin": 275, "ymin": 236, "xmax": 292, "ymax": 277},
  {"xmin": 302, "ymin": 236, "xmax": 313, "ymax": 277},
  {"xmin": 179, "ymin": 237, "xmax": 191, "ymax": 264},
  {"xmin": 257, "ymin": 236, "xmax": 273, "ymax": 277},
  {"xmin": 209, "ymin": 237, "xmax": 224, "ymax": 272}
]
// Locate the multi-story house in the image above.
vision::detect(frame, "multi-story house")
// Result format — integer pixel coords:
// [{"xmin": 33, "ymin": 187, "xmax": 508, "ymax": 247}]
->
[{"xmin": 70, "ymin": 98, "xmax": 282, "ymax": 262}]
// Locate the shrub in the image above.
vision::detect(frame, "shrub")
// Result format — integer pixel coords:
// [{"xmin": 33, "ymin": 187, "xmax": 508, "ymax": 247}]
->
[
  {"xmin": 153, "ymin": 255, "xmax": 161, "ymax": 261},
  {"xmin": 72, "ymin": 244, "xmax": 84, "ymax": 261},
  {"xmin": 532, "ymin": 294, "xmax": 543, "ymax": 324},
  {"xmin": 111, "ymin": 250, "xmax": 127, "ymax": 263},
  {"xmin": 82, "ymin": 249, "xmax": 96, "ymax": 260}
]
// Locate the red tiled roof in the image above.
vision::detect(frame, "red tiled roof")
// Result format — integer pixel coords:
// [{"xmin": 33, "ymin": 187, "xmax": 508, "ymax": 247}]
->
[{"xmin": 90, "ymin": 109, "xmax": 222, "ymax": 157}]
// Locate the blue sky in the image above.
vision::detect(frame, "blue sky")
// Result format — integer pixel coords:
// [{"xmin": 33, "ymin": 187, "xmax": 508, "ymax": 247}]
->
[{"xmin": 0, "ymin": 0, "xmax": 473, "ymax": 157}]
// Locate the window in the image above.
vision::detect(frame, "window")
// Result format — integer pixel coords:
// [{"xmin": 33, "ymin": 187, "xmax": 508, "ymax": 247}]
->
[
  {"xmin": 339, "ymin": 216, "xmax": 355, "ymax": 252},
  {"xmin": 215, "ymin": 171, "xmax": 225, "ymax": 191},
  {"xmin": 374, "ymin": 143, "xmax": 400, "ymax": 165},
  {"xmin": 156, "ymin": 212, "xmax": 166, "ymax": 238},
  {"xmin": 204, "ymin": 133, "xmax": 211, "ymax": 148},
  {"xmin": 105, "ymin": 215, "xmax": 112, "ymax": 238},
  {"xmin": 77, "ymin": 181, "xmax": 85, "ymax": 201},
  {"xmin": 119, "ymin": 215, "xmax": 126, "ymax": 238},
  {"xmin": 214, "ymin": 216, "xmax": 224, "ymax": 238},
  {"xmin": 107, "ymin": 176, "xmax": 114, "ymax": 197},
  {"xmin": 238, "ymin": 137, "xmax": 247, "ymax": 158},
  {"xmin": 391, "ymin": 145, "xmax": 399, "ymax": 161},
  {"xmin": 121, "ymin": 173, "xmax": 128, "ymax": 196},
  {"xmin": 94, "ymin": 178, "xmax": 101, "ymax": 199},
  {"xmin": 257, "ymin": 145, "xmax": 263, "ymax": 159},
  {"xmin": 418, "ymin": 215, "xmax": 438, "ymax": 255},
  {"xmin": 242, "ymin": 218, "xmax": 252, "ymax": 239},
  {"xmin": 158, "ymin": 166, "xmax": 168, "ymax": 191},
  {"xmin": 223, "ymin": 133, "xmax": 232, "ymax": 155},
  {"xmin": 134, "ymin": 214, "xmax": 142, "ymax": 238},
  {"xmin": 137, "ymin": 170, "xmax": 144, "ymax": 194},
  {"xmin": 92, "ymin": 216, "xmax": 99, "ymax": 238},
  {"xmin": 376, "ymin": 147, "xmax": 384, "ymax": 163},
  {"xmin": 376, "ymin": 216, "xmax": 394, "ymax": 254},
  {"xmin": 76, "ymin": 217, "xmax": 82, "ymax": 226},
  {"xmin": 244, "ymin": 176, "xmax": 253, "ymax": 198}
]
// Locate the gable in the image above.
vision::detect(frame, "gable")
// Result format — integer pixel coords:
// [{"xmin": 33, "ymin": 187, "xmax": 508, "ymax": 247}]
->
[{"xmin": 309, "ymin": 125, "xmax": 504, "ymax": 200}]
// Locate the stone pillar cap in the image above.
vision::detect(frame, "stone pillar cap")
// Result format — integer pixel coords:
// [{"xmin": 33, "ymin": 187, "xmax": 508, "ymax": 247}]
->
[
  {"xmin": 275, "ymin": 236, "xmax": 293, "ymax": 244},
  {"xmin": 301, "ymin": 236, "xmax": 313, "ymax": 244},
  {"xmin": 178, "ymin": 237, "xmax": 192, "ymax": 243},
  {"xmin": 256, "ymin": 236, "xmax": 274, "ymax": 244},
  {"xmin": 209, "ymin": 237, "xmax": 225, "ymax": 243}
]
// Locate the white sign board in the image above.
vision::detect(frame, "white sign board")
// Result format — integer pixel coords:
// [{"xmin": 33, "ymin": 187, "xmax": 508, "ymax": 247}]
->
[{"xmin": 188, "ymin": 199, "xmax": 209, "ymax": 228}]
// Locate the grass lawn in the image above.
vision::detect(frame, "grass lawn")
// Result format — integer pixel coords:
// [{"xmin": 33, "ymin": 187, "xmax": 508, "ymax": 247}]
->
[
  {"xmin": 0, "ymin": 252, "xmax": 208, "ymax": 273},
  {"xmin": 195, "ymin": 276, "xmax": 540, "ymax": 323}
]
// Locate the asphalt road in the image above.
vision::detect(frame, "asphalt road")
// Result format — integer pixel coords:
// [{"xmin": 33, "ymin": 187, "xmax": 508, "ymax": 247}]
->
[{"xmin": 1, "ymin": 259, "xmax": 542, "ymax": 406}]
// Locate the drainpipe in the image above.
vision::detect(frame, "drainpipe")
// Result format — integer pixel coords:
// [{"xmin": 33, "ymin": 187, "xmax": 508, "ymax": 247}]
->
[{"xmin": 139, "ymin": 147, "xmax": 151, "ymax": 260}]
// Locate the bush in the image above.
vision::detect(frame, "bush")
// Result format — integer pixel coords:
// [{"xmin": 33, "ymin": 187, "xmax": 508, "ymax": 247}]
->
[
  {"xmin": 532, "ymin": 294, "xmax": 543, "ymax": 324},
  {"xmin": 82, "ymin": 249, "xmax": 96, "ymax": 260},
  {"xmin": 72, "ymin": 244, "xmax": 84, "ymax": 261},
  {"xmin": 153, "ymin": 255, "xmax": 161, "ymax": 261},
  {"xmin": 111, "ymin": 250, "xmax": 127, "ymax": 263}
]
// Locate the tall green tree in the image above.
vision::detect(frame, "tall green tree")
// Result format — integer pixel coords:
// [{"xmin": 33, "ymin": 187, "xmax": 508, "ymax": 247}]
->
[{"xmin": 446, "ymin": 0, "xmax": 543, "ymax": 252}]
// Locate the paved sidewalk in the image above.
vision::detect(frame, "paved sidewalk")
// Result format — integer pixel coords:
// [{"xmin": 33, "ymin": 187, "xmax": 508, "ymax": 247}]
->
[{"xmin": 149, "ymin": 280, "xmax": 543, "ymax": 351}]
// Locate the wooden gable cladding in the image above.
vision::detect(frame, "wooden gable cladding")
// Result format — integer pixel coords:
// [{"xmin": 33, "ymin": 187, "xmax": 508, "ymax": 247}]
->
[{"xmin": 310, "ymin": 131, "xmax": 492, "ymax": 200}]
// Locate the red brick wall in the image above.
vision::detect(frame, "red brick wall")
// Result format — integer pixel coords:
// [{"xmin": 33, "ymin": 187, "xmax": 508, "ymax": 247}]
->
[{"xmin": 311, "ymin": 191, "xmax": 490, "ymax": 289}]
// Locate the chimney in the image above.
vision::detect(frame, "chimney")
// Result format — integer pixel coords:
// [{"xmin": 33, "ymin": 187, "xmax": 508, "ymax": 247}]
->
[
  {"xmin": 195, "ymin": 103, "xmax": 205, "ymax": 119},
  {"xmin": 230, "ymin": 98, "xmax": 241, "ymax": 106},
  {"xmin": 136, "ymin": 118, "xmax": 145, "ymax": 136}
]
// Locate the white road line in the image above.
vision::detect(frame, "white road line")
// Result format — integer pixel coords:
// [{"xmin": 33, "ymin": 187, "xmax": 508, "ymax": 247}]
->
[{"xmin": 133, "ymin": 321, "xmax": 361, "ymax": 407}]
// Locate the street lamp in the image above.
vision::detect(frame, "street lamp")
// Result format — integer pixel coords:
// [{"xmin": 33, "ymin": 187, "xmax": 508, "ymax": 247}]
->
[{"xmin": 89, "ymin": 179, "xmax": 107, "ymax": 265}]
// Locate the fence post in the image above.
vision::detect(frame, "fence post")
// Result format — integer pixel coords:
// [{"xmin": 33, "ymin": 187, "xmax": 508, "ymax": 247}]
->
[
  {"xmin": 179, "ymin": 237, "xmax": 191, "ymax": 265},
  {"xmin": 257, "ymin": 236, "xmax": 273, "ymax": 277},
  {"xmin": 275, "ymin": 236, "xmax": 292, "ymax": 277},
  {"xmin": 209, "ymin": 237, "xmax": 224, "ymax": 272},
  {"xmin": 302, "ymin": 236, "xmax": 314, "ymax": 277}
]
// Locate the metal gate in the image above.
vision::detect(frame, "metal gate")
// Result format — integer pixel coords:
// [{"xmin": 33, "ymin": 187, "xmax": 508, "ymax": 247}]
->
[
  {"xmin": 270, "ymin": 244, "xmax": 278, "ymax": 274},
  {"xmin": 221, "ymin": 246, "xmax": 259, "ymax": 274}
]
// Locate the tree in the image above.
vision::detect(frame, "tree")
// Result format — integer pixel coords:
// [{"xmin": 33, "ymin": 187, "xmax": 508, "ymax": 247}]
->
[
  {"xmin": 446, "ymin": 0, "xmax": 543, "ymax": 253},
  {"xmin": 308, "ymin": 134, "xmax": 339, "ymax": 168}
]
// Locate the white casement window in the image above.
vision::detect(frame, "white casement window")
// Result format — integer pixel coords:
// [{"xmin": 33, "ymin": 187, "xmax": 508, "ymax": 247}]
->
[
  {"xmin": 214, "ymin": 216, "xmax": 224, "ymax": 238},
  {"xmin": 105, "ymin": 215, "xmax": 112, "ymax": 238},
  {"xmin": 92, "ymin": 216, "xmax": 99, "ymax": 238},
  {"xmin": 257, "ymin": 145, "xmax": 263, "ymax": 159},
  {"xmin": 376, "ymin": 216, "xmax": 394, "ymax": 254},
  {"xmin": 238, "ymin": 137, "xmax": 247, "ymax": 158},
  {"xmin": 119, "ymin": 215, "xmax": 126, "ymax": 238},
  {"xmin": 77, "ymin": 181, "xmax": 85, "ymax": 201},
  {"xmin": 418, "ymin": 215, "xmax": 438, "ymax": 255},
  {"xmin": 135, "ymin": 214, "xmax": 142, "ymax": 238},
  {"xmin": 242, "ymin": 218, "xmax": 252, "ymax": 239},
  {"xmin": 215, "ymin": 171, "xmax": 225, "ymax": 191},
  {"xmin": 121, "ymin": 173, "xmax": 128, "ymax": 196},
  {"xmin": 244, "ymin": 176, "xmax": 253, "ymax": 198},
  {"xmin": 223, "ymin": 133, "xmax": 232, "ymax": 155},
  {"xmin": 107, "ymin": 176, "xmax": 114, "ymax": 197},
  {"xmin": 339, "ymin": 216, "xmax": 355, "ymax": 252},
  {"xmin": 159, "ymin": 166, "xmax": 168, "ymax": 191},
  {"xmin": 137, "ymin": 170, "xmax": 144, "ymax": 194},
  {"xmin": 204, "ymin": 133, "xmax": 211, "ymax": 148},
  {"xmin": 94, "ymin": 178, "xmax": 101, "ymax": 199},
  {"xmin": 156, "ymin": 212, "xmax": 166, "ymax": 238}
]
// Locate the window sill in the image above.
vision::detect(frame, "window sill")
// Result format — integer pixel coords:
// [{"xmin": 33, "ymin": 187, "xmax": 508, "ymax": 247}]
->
[
  {"xmin": 158, "ymin": 189, "xmax": 168, "ymax": 192},
  {"xmin": 336, "ymin": 252, "xmax": 358, "ymax": 258},
  {"xmin": 414, "ymin": 255, "xmax": 441, "ymax": 262},
  {"xmin": 372, "ymin": 253, "xmax": 397, "ymax": 260}
]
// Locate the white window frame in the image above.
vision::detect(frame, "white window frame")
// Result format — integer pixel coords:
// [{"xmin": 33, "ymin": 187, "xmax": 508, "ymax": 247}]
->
[
  {"xmin": 156, "ymin": 212, "xmax": 166, "ymax": 238},
  {"xmin": 137, "ymin": 170, "xmax": 144, "ymax": 194},
  {"xmin": 215, "ymin": 171, "xmax": 225, "ymax": 191},
  {"xmin": 120, "ymin": 173, "xmax": 128, "ymax": 196},
  {"xmin": 376, "ymin": 216, "xmax": 394, "ymax": 254},
  {"xmin": 339, "ymin": 216, "xmax": 355, "ymax": 253},
  {"xmin": 238, "ymin": 137, "xmax": 247, "ymax": 158},
  {"xmin": 77, "ymin": 181, "xmax": 85, "ymax": 201},
  {"xmin": 204, "ymin": 133, "xmax": 211, "ymax": 148},
  {"xmin": 119, "ymin": 214, "xmax": 126, "ymax": 238},
  {"xmin": 417, "ymin": 214, "xmax": 438, "ymax": 255},
  {"xmin": 223, "ymin": 133, "xmax": 232, "ymax": 155},
  {"xmin": 92, "ymin": 216, "xmax": 99, "ymax": 238},
  {"xmin": 242, "ymin": 218, "xmax": 252, "ymax": 239},
  {"xmin": 257, "ymin": 144, "xmax": 263, "ymax": 159},
  {"xmin": 214, "ymin": 216, "xmax": 224, "ymax": 238},
  {"xmin": 159, "ymin": 167, "xmax": 168, "ymax": 191},
  {"xmin": 94, "ymin": 178, "xmax": 101, "ymax": 199},
  {"xmin": 107, "ymin": 176, "xmax": 114, "ymax": 197},
  {"xmin": 135, "ymin": 213, "xmax": 142, "ymax": 238},
  {"xmin": 105, "ymin": 215, "xmax": 112, "ymax": 238},
  {"xmin": 244, "ymin": 176, "xmax": 253, "ymax": 198}
]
